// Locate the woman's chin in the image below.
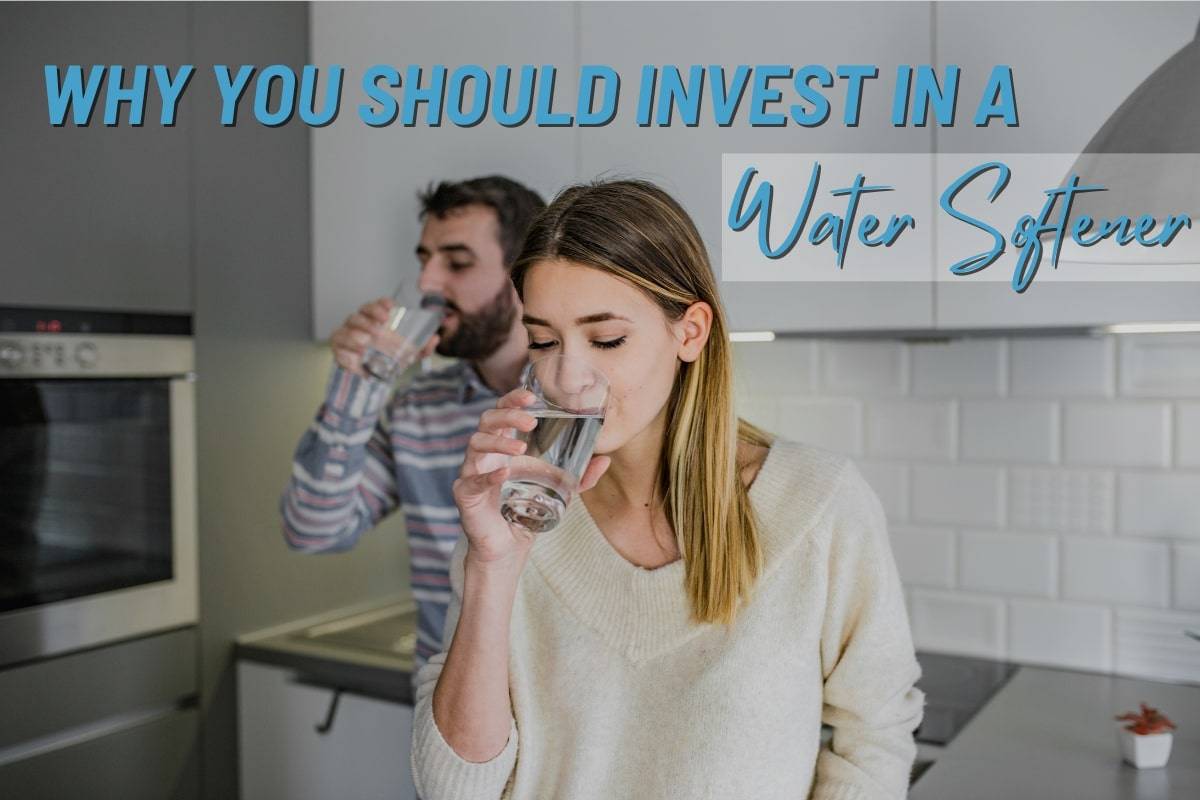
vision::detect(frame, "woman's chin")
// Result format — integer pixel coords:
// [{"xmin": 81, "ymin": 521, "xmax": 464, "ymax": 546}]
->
[{"xmin": 593, "ymin": 432, "xmax": 619, "ymax": 456}]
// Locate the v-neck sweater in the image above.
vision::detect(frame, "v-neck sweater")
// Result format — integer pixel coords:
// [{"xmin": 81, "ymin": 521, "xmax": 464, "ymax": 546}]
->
[{"xmin": 411, "ymin": 438, "xmax": 926, "ymax": 800}]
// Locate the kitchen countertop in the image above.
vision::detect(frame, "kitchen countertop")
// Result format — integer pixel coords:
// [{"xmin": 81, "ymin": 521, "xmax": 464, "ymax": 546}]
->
[
  {"xmin": 236, "ymin": 595, "xmax": 416, "ymax": 705},
  {"xmin": 910, "ymin": 664, "xmax": 1200, "ymax": 800},
  {"xmin": 238, "ymin": 597, "xmax": 1199, "ymax": 798}
]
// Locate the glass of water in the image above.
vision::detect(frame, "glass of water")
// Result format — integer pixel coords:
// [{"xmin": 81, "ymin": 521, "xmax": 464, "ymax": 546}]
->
[
  {"xmin": 500, "ymin": 354, "xmax": 610, "ymax": 533},
  {"xmin": 362, "ymin": 278, "xmax": 447, "ymax": 383}
]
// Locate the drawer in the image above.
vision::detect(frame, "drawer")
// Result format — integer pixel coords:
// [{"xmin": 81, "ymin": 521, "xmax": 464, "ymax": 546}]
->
[
  {"xmin": 0, "ymin": 706, "xmax": 198, "ymax": 800},
  {"xmin": 0, "ymin": 627, "xmax": 197, "ymax": 750}
]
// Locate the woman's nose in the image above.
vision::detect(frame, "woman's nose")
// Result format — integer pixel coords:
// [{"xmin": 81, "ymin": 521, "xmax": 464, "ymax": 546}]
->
[
  {"xmin": 553, "ymin": 358, "xmax": 594, "ymax": 395},
  {"xmin": 544, "ymin": 355, "xmax": 608, "ymax": 413}
]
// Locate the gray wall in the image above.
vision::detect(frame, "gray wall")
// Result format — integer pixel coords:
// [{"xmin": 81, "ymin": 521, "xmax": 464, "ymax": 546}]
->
[
  {"xmin": 0, "ymin": 2, "xmax": 192, "ymax": 311},
  {"xmin": 189, "ymin": 4, "xmax": 408, "ymax": 799}
]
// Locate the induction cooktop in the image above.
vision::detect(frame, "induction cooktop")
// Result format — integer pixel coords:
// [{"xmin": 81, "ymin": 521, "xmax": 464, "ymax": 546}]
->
[{"xmin": 913, "ymin": 650, "xmax": 1021, "ymax": 746}]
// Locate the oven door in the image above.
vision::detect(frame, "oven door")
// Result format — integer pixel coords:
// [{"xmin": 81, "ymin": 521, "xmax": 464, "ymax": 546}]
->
[{"xmin": 0, "ymin": 337, "xmax": 197, "ymax": 667}]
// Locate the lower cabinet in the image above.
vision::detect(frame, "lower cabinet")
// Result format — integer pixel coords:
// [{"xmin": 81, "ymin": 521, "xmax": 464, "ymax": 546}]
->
[
  {"xmin": 0, "ymin": 627, "xmax": 199, "ymax": 800},
  {"xmin": 0, "ymin": 708, "xmax": 199, "ymax": 800},
  {"xmin": 237, "ymin": 661, "xmax": 417, "ymax": 800}
]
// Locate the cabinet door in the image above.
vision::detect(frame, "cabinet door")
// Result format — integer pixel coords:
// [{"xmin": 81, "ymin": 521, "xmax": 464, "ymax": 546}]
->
[
  {"xmin": 933, "ymin": 1, "xmax": 1200, "ymax": 328},
  {"xmin": 0, "ymin": 708, "xmax": 199, "ymax": 800},
  {"xmin": 577, "ymin": 1, "xmax": 936, "ymax": 333},
  {"xmin": 309, "ymin": 2, "xmax": 579, "ymax": 340},
  {"xmin": 0, "ymin": 3, "xmax": 192, "ymax": 312},
  {"xmin": 238, "ymin": 661, "xmax": 416, "ymax": 800}
]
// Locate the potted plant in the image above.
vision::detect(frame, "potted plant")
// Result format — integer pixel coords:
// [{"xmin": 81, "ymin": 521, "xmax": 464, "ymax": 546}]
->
[{"xmin": 1115, "ymin": 702, "xmax": 1176, "ymax": 768}]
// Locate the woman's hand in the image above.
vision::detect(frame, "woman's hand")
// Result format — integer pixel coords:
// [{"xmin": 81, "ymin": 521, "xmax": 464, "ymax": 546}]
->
[{"xmin": 453, "ymin": 388, "xmax": 610, "ymax": 572}]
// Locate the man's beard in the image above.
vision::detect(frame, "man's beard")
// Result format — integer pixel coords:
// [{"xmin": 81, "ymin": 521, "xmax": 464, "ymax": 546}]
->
[{"xmin": 436, "ymin": 281, "xmax": 517, "ymax": 360}]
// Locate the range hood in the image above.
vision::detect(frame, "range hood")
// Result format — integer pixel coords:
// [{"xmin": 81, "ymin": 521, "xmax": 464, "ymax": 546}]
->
[
  {"xmin": 738, "ymin": 18, "xmax": 1200, "ymax": 342},
  {"xmin": 1059, "ymin": 15, "xmax": 1200, "ymax": 267}
]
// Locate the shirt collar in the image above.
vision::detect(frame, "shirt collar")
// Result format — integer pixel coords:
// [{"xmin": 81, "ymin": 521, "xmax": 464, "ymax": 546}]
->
[{"xmin": 457, "ymin": 360, "xmax": 497, "ymax": 404}]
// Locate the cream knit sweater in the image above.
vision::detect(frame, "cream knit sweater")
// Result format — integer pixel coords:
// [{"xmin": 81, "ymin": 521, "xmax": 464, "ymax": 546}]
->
[{"xmin": 411, "ymin": 438, "xmax": 926, "ymax": 800}]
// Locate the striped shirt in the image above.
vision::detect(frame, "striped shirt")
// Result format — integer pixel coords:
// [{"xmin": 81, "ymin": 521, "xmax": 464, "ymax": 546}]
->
[{"xmin": 280, "ymin": 360, "xmax": 499, "ymax": 675}]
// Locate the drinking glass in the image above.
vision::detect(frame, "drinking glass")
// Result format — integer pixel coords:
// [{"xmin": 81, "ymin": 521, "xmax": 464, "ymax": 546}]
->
[
  {"xmin": 362, "ymin": 278, "xmax": 447, "ymax": 382},
  {"xmin": 500, "ymin": 354, "xmax": 610, "ymax": 533}
]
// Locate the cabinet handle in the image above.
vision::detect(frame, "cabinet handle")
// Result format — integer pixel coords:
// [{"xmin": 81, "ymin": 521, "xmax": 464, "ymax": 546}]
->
[{"xmin": 315, "ymin": 688, "xmax": 343, "ymax": 735}]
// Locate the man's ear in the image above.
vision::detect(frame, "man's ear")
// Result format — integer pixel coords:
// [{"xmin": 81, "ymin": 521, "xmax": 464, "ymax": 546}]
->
[{"xmin": 677, "ymin": 301, "xmax": 713, "ymax": 363}]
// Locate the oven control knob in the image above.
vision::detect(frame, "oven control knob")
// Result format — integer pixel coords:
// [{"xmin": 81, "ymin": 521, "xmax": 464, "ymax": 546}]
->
[
  {"xmin": 75, "ymin": 342, "xmax": 99, "ymax": 368},
  {"xmin": 0, "ymin": 341, "xmax": 24, "ymax": 369}
]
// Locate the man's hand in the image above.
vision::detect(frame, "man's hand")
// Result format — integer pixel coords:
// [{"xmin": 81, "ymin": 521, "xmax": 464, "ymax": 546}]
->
[{"xmin": 331, "ymin": 297, "xmax": 440, "ymax": 377}]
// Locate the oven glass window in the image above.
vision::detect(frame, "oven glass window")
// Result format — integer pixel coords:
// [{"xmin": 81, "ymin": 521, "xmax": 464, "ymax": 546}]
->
[{"xmin": 0, "ymin": 379, "xmax": 173, "ymax": 612}]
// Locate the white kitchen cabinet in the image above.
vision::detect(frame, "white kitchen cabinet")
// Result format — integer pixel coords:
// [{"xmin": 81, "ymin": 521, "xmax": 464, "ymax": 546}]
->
[
  {"xmin": 576, "ymin": 1, "xmax": 937, "ymax": 333},
  {"xmin": 238, "ymin": 661, "xmax": 417, "ymax": 800},
  {"xmin": 309, "ymin": 2, "xmax": 1200, "ymax": 337},
  {"xmin": 309, "ymin": 2, "xmax": 579, "ymax": 340},
  {"xmin": 932, "ymin": 1, "xmax": 1200, "ymax": 329},
  {"xmin": 309, "ymin": 2, "xmax": 936, "ymax": 337}
]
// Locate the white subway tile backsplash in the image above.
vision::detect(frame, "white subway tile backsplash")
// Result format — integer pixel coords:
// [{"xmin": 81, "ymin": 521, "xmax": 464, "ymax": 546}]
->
[
  {"xmin": 910, "ymin": 590, "xmax": 1006, "ymax": 658},
  {"xmin": 1174, "ymin": 544, "xmax": 1200, "ymax": 611},
  {"xmin": 1118, "ymin": 472, "xmax": 1200, "ymax": 540},
  {"xmin": 959, "ymin": 530, "xmax": 1056, "ymax": 597},
  {"xmin": 865, "ymin": 401, "xmax": 955, "ymax": 460},
  {"xmin": 1178, "ymin": 403, "xmax": 1200, "ymax": 468},
  {"xmin": 910, "ymin": 340, "xmax": 1006, "ymax": 397},
  {"xmin": 819, "ymin": 341, "xmax": 906, "ymax": 395},
  {"xmin": 734, "ymin": 331, "xmax": 1200, "ymax": 683},
  {"xmin": 960, "ymin": 401, "xmax": 1058, "ymax": 463},
  {"xmin": 891, "ymin": 526, "xmax": 956, "ymax": 589},
  {"xmin": 1115, "ymin": 607, "xmax": 1200, "ymax": 684},
  {"xmin": 1061, "ymin": 537, "xmax": 1170, "ymax": 608},
  {"xmin": 1009, "ymin": 467, "xmax": 1114, "ymax": 535},
  {"xmin": 1063, "ymin": 402, "xmax": 1171, "ymax": 468},
  {"xmin": 1119, "ymin": 334, "xmax": 1200, "ymax": 397},
  {"xmin": 856, "ymin": 460, "xmax": 908, "ymax": 522},
  {"xmin": 1010, "ymin": 336, "xmax": 1115, "ymax": 397},
  {"xmin": 1008, "ymin": 600, "xmax": 1112, "ymax": 672},
  {"xmin": 736, "ymin": 396, "xmax": 779, "ymax": 431},
  {"xmin": 912, "ymin": 464, "xmax": 1004, "ymax": 527},
  {"xmin": 775, "ymin": 397, "xmax": 862, "ymax": 456},
  {"xmin": 732, "ymin": 339, "xmax": 817, "ymax": 396}
]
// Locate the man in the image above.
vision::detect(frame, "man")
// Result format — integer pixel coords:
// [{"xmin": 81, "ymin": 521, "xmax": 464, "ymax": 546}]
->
[{"xmin": 280, "ymin": 175, "xmax": 544, "ymax": 674}]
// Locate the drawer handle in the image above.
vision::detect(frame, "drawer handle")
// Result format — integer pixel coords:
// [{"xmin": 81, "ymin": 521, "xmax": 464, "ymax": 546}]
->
[{"xmin": 315, "ymin": 688, "xmax": 343, "ymax": 735}]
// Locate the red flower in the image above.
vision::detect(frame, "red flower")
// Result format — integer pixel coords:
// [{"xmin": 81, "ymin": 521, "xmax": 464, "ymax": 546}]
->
[{"xmin": 1115, "ymin": 702, "xmax": 1177, "ymax": 735}]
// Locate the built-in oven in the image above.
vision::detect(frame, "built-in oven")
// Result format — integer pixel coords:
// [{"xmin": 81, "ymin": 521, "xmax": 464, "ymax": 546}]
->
[{"xmin": 0, "ymin": 306, "xmax": 197, "ymax": 668}]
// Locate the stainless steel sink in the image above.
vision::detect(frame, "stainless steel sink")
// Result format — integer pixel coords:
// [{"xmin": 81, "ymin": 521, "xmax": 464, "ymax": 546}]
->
[{"xmin": 290, "ymin": 603, "xmax": 417, "ymax": 659}]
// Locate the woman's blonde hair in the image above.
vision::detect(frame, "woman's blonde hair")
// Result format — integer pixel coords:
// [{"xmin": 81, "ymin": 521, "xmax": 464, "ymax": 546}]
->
[{"xmin": 510, "ymin": 178, "xmax": 773, "ymax": 626}]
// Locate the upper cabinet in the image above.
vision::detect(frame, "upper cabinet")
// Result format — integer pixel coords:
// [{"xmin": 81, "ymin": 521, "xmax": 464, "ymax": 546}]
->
[
  {"xmin": 932, "ymin": 1, "xmax": 1200, "ymax": 329},
  {"xmin": 0, "ymin": 3, "xmax": 192, "ymax": 313},
  {"xmin": 577, "ymin": 1, "xmax": 937, "ymax": 334},
  {"xmin": 309, "ymin": 1, "xmax": 936, "ymax": 338},
  {"xmin": 309, "ymin": 3, "xmax": 578, "ymax": 341},
  {"xmin": 309, "ymin": 1, "xmax": 1200, "ymax": 338}
]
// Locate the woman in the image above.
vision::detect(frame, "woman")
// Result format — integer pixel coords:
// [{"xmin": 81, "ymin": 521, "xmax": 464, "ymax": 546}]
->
[{"xmin": 411, "ymin": 179, "xmax": 925, "ymax": 800}]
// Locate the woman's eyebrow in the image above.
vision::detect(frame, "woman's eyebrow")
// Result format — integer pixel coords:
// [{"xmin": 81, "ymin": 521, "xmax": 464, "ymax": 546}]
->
[{"xmin": 522, "ymin": 312, "xmax": 633, "ymax": 326}]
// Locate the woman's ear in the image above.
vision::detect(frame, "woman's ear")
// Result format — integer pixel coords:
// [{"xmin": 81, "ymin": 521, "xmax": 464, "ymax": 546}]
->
[{"xmin": 676, "ymin": 301, "xmax": 713, "ymax": 363}]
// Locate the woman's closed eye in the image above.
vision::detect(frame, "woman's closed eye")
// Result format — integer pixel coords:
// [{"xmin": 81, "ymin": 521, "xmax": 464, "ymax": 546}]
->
[{"xmin": 528, "ymin": 336, "xmax": 627, "ymax": 351}]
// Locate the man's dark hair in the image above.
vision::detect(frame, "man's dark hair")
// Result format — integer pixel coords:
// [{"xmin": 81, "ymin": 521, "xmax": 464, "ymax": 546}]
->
[{"xmin": 417, "ymin": 175, "xmax": 546, "ymax": 268}]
